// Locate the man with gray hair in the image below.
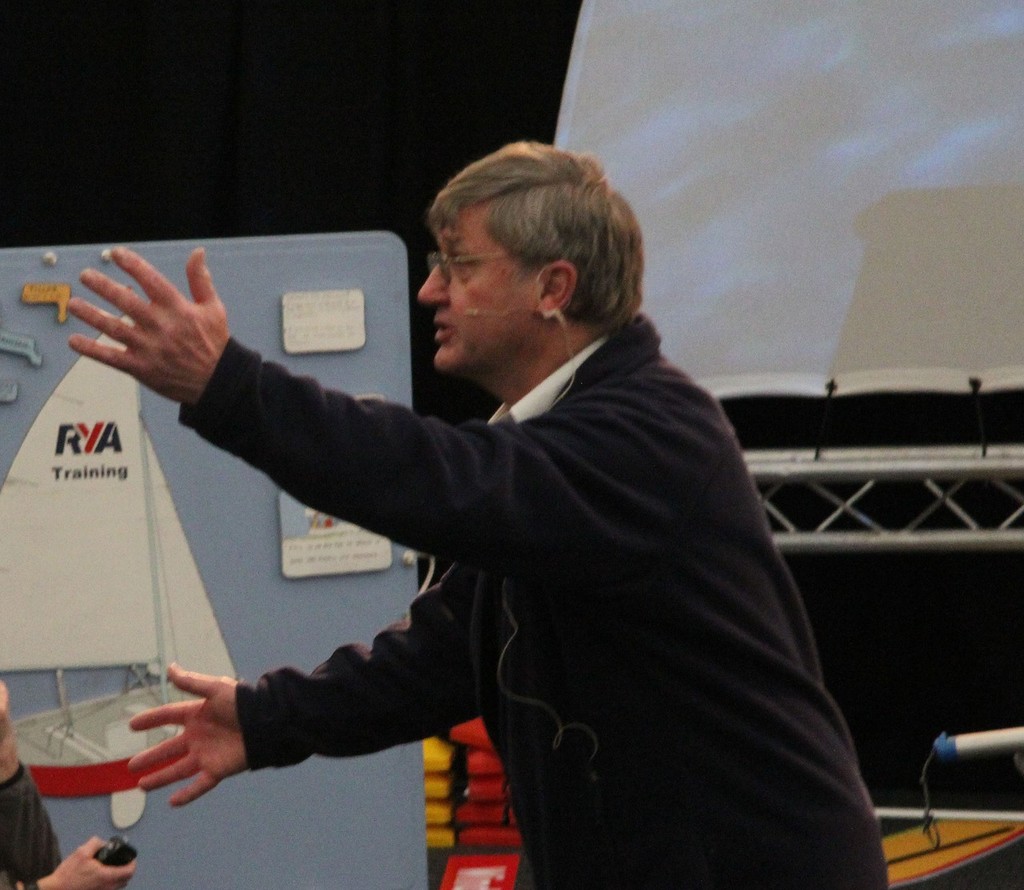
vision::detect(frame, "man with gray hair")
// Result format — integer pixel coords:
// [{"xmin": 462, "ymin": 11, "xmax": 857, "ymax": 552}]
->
[{"xmin": 68, "ymin": 142, "xmax": 887, "ymax": 888}]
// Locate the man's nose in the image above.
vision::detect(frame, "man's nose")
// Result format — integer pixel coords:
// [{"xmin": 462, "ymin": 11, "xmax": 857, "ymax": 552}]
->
[{"xmin": 417, "ymin": 266, "xmax": 448, "ymax": 305}]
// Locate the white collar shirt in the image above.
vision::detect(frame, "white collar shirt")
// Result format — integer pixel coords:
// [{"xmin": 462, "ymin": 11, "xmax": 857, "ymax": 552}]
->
[{"xmin": 489, "ymin": 336, "xmax": 607, "ymax": 424}]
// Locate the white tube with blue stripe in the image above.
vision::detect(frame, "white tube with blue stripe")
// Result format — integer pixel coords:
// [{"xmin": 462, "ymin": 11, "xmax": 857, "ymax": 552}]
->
[{"xmin": 933, "ymin": 727, "xmax": 1024, "ymax": 763}]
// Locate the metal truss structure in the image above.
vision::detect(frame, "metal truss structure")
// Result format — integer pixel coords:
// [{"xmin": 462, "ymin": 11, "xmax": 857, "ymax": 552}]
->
[{"xmin": 746, "ymin": 445, "xmax": 1024, "ymax": 553}]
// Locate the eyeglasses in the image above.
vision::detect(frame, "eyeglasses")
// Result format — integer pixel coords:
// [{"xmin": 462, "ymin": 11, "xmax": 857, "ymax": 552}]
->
[{"xmin": 426, "ymin": 250, "xmax": 506, "ymax": 281}]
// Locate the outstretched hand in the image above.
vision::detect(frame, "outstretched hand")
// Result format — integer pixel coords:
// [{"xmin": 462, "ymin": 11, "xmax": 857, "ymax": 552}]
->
[
  {"xmin": 127, "ymin": 664, "xmax": 248, "ymax": 807},
  {"xmin": 67, "ymin": 246, "xmax": 229, "ymax": 405}
]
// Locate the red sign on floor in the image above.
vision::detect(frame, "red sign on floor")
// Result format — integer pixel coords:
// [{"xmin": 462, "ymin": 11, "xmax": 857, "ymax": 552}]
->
[{"xmin": 439, "ymin": 854, "xmax": 520, "ymax": 890}]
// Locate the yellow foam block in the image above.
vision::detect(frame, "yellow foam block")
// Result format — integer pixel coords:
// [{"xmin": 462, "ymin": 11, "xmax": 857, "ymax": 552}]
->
[
  {"xmin": 423, "ymin": 736, "xmax": 455, "ymax": 772},
  {"xmin": 426, "ymin": 800, "xmax": 454, "ymax": 826},
  {"xmin": 426, "ymin": 826, "xmax": 456, "ymax": 848},
  {"xmin": 425, "ymin": 772, "xmax": 453, "ymax": 799}
]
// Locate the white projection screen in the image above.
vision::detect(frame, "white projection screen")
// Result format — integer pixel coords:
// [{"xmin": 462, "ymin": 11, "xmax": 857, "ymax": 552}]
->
[{"xmin": 556, "ymin": 1, "xmax": 1024, "ymax": 399}]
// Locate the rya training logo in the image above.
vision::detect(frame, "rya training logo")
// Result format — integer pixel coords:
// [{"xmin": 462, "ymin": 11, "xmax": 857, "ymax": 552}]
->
[{"xmin": 55, "ymin": 422, "xmax": 123, "ymax": 455}]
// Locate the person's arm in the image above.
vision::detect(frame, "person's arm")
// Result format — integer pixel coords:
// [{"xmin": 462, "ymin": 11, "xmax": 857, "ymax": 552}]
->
[
  {"xmin": 128, "ymin": 566, "xmax": 478, "ymax": 805},
  {"xmin": 4, "ymin": 682, "xmax": 137, "ymax": 890},
  {"xmin": 0, "ymin": 765, "xmax": 60, "ymax": 882},
  {"xmin": 1, "ymin": 682, "xmax": 61, "ymax": 885},
  {"xmin": 0, "ymin": 681, "xmax": 20, "ymax": 784},
  {"xmin": 237, "ymin": 564, "xmax": 479, "ymax": 771}
]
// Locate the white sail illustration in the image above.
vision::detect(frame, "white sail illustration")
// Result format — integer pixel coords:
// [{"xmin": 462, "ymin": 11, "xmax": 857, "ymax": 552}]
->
[{"xmin": 0, "ymin": 344, "xmax": 235, "ymax": 827}]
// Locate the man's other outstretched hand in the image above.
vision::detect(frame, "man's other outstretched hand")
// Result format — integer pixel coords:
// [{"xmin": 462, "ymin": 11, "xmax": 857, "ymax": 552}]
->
[{"xmin": 127, "ymin": 664, "xmax": 247, "ymax": 807}]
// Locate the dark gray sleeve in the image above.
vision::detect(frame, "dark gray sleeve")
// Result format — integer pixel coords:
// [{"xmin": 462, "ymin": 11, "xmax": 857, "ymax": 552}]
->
[{"xmin": 0, "ymin": 764, "xmax": 61, "ymax": 886}]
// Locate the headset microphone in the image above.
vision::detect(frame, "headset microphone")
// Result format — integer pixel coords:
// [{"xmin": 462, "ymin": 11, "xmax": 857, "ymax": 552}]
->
[
  {"xmin": 463, "ymin": 307, "xmax": 518, "ymax": 318},
  {"xmin": 460, "ymin": 304, "xmax": 565, "ymax": 321},
  {"xmin": 462, "ymin": 307, "xmax": 528, "ymax": 317}
]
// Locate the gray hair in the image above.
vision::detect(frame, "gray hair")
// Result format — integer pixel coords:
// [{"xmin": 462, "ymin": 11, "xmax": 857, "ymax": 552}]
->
[{"xmin": 427, "ymin": 142, "xmax": 643, "ymax": 332}]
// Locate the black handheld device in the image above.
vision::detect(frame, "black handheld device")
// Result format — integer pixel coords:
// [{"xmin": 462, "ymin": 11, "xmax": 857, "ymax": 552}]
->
[{"xmin": 95, "ymin": 835, "xmax": 138, "ymax": 866}]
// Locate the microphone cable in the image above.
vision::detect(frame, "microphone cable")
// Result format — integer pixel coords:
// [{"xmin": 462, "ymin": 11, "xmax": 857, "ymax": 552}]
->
[{"xmin": 496, "ymin": 584, "xmax": 599, "ymax": 765}]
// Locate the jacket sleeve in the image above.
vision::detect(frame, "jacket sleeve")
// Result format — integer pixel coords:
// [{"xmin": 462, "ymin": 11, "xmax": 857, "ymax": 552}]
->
[
  {"xmin": 180, "ymin": 337, "xmax": 713, "ymax": 587},
  {"xmin": 235, "ymin": 565, "xmax": 480, "ymax": 769}
]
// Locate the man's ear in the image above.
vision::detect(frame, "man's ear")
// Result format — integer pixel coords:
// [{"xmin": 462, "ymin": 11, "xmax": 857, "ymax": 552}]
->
[{"xmin": 536, "ymin": 259, "xmax": 577, "ymax": 320}]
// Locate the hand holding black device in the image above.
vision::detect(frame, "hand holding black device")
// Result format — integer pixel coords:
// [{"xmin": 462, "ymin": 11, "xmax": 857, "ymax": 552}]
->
[{"xmin": 94, "ymin": 835, "xmax": 138, "ymax": 866}]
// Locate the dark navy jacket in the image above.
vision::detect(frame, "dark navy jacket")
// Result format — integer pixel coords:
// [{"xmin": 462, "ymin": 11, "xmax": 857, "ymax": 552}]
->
[{"xmin": 182, "ymin": 315, "xmax": 887, "ymax": 888}]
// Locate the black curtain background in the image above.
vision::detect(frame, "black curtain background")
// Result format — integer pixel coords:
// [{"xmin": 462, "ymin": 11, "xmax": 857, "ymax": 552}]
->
[
  {"xmin": 3, "ymin": 1, "xmax": 1024, "ymax": 802},
  {"xmin": 0, "ymin": 1, "xmax": 582, "ymax": 420}
]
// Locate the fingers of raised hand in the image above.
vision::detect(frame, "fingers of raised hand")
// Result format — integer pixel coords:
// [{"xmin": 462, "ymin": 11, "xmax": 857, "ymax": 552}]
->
[
  {"xmin": 132, "ymin": 743, "xmax": 199, "ymax": 793},
  {"xmin": 167, "ymin": 663, "xmax": 233, "ymax": 700},
  {"xmin": 77, "ymin": 268, "xmax": 153, "ymax": 324},
  {"xmin": 185, "ymin": 247, "xmax": 219, "ymax": 306},
  {"xmin": 127, "ymin": 727, "xmax": 189, "ymax": 775},
  {"xmin": 169, "ymin": 769, "xmax": 221, "ymax": 807},
  {"xmin": 75, "ymin": 246, "xmax": 192, "ymax": 338},
  {"xmin": 66, "ymin": 301, "xmax": 139, "ymax": 360},
  {"xmin": 110, "ymin": 246, "xmax": 188, "ymax": 308},
  {"xmin": 128, "ymin": 699, "xmax": 198, "ymax": 733},
  {"xmin": 68, "ymin": 279, "xmax": 149, "ymax": 373}
]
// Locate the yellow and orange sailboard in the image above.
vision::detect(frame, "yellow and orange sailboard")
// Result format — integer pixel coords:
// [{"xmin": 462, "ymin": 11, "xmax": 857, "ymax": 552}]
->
[{"xmin": 885, "ymin": 819, "xmax": 1024, "ymax": 885}]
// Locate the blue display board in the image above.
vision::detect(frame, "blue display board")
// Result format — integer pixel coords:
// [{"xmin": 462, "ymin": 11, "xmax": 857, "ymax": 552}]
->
[{"xmin": 0, "ymin": 233, "xmax": 427, "ymax": 889}]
